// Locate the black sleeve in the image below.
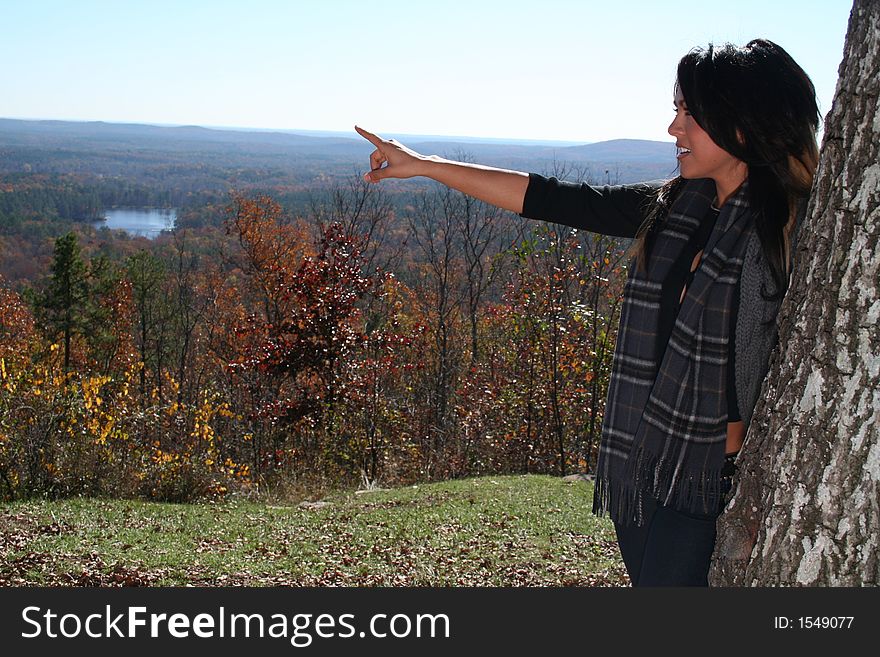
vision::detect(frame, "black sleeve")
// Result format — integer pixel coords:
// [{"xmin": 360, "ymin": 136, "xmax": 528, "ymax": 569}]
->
[{"xmin": 519, "ymin": 172, "xmax": 664, "ymax": 238}]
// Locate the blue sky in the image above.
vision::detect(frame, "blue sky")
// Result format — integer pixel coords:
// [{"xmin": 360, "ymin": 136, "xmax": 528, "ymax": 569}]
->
[{"xmin": 0, "ymin": 0, "xmax": 852, "ymax": 143}]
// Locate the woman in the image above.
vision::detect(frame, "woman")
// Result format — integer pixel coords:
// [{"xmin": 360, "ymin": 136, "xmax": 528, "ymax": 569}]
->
[{"xmin": 356, "ymin": 38, "xmax": 820, "ymax": 586}]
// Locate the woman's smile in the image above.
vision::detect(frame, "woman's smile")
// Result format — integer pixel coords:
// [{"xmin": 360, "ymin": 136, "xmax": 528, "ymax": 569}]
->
[{"xmin": 668, "ymin": 87, "xmax": 747, "ymax": 204}]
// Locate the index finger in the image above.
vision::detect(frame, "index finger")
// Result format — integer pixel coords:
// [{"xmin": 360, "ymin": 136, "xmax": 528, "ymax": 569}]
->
[{"xmin": 354, "ymin": 125, "xmax": 384, "ymax": 147}]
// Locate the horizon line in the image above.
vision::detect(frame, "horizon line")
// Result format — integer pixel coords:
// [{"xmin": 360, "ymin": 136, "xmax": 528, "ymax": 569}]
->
[{"xmin": 0, "ymin": 115, "xmax": 677, "ymax": 148}]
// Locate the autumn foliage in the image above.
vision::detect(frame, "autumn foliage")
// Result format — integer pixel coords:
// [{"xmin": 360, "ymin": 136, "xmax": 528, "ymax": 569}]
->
[{"xmin": 0, "ymin": 183, "xmax": 627, "ymax": 501}]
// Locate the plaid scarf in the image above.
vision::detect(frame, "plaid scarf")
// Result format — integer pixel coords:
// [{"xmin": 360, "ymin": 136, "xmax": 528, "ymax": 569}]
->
[{"xmin": 592, "ymin": 178, "xmax": 754, "ymax": 527}]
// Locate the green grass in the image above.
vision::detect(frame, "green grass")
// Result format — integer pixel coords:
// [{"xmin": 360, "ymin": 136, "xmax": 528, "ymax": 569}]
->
[{"xmin": 0, "ymin": 474, "xmax": 628, "ymax": 586}]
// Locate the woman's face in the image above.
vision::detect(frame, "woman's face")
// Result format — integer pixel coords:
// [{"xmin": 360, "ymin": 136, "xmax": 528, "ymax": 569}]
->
[{"xmin": 668, "ymin": 87, "xmax": 747, "ymax": 201}]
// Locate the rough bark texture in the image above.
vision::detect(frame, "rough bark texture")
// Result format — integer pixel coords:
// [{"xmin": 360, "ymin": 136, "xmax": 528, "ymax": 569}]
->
[{"xmin": 710, "ymin": 0, "xmax": 880, "ymax": 586}]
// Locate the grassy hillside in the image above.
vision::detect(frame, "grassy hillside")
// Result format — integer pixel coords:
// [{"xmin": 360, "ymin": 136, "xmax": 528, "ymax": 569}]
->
[{"xmin": 0, "ymin": 475, "xmax": 627, "ymax": 587}]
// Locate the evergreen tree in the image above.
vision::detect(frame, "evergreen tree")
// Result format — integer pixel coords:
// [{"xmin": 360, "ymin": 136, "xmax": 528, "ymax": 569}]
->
[{"xmin": 39, "ymin": 231, "xmax": 89, "ymax": 372}]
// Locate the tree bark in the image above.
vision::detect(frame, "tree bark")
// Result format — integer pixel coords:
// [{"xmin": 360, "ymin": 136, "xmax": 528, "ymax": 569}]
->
[{"xmin": 710, "ymin": 0, "xmax": 880, "ymax": 585}]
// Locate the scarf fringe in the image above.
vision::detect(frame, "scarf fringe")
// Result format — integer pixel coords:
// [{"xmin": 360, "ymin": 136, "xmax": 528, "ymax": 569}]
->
[
  {"xmin": 631, "ymin": 442, "xmax": 725, "ymax": 518},
  {"xmin": 592, "ymin": 474, "xmax": 646, "ymax": 527},
  {"xmin": 593, "ymin": 444, "xmax": 726, "ymax": 528}
]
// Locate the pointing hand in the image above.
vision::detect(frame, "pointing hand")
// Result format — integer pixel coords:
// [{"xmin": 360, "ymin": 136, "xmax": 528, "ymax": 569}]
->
[{"xmin": 355, "ymin": 125, "xmax": 427, "ymax": 183}]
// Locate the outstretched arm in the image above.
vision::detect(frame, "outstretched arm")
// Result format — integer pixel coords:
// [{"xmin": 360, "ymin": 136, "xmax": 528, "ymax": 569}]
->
[{"xmin": 355, "ymin": 125, "xmax": 530, "ymax": 214}]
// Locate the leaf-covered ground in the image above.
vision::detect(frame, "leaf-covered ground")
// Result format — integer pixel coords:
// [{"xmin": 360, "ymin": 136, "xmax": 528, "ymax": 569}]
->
[{"xmin": 0, "ymin": 474, "xmax": 629, "ymax": 587}]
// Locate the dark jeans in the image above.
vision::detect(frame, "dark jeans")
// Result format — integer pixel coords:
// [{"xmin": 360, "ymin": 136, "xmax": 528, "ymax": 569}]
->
[{"xmin": 613, "ymin": 454, "xmax": 736, "ymax": 587}]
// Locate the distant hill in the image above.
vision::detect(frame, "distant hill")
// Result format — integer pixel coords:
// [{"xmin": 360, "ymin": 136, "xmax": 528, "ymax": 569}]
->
[
  {"xmin": 0, "ymin": 118, "xmax": 354, "ymax": 151},
  {"xmin": 561, "ymin": 139, "xmax": 675, "ymax": 161},
  {"xmin": 0, "ymin": 118, "xmax": 677, "ymax": 184}
]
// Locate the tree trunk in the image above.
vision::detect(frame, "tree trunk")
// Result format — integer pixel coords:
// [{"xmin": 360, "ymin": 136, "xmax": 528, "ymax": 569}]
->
[{"xmin": 710, "ymin": 0, "xmax": 880, "ymax": 585}]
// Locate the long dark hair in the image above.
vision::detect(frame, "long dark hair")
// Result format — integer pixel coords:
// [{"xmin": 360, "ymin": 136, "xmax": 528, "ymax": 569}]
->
[{"xmin": 632, "ymin": 39, "xmax": 820, "ymax": 299}]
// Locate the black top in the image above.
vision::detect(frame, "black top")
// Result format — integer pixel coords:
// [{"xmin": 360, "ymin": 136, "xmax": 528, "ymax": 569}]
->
[{"xmin": 520, "ymin": 173, "xmax": 741, "ymax": 422}]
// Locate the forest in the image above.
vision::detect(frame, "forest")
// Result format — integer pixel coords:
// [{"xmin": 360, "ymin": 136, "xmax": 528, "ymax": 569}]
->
[{"xmin": 0, "ymin": 118, "xmax": 672, "ymax": 502}]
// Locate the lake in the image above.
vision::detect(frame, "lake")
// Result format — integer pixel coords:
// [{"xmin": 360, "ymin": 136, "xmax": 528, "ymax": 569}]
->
[{"xmin": 99, "ymin": 208, "xmax": 176, "ymax": 238}]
